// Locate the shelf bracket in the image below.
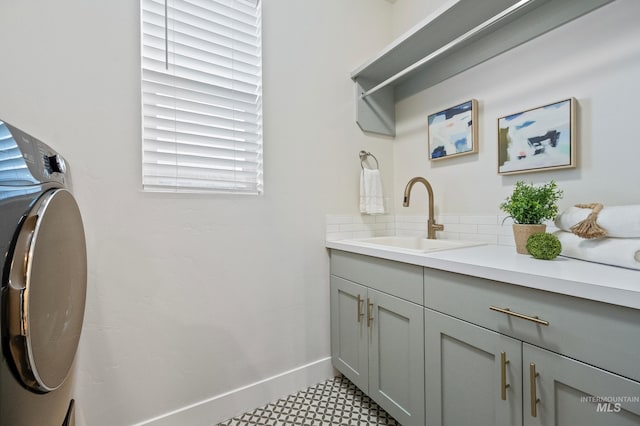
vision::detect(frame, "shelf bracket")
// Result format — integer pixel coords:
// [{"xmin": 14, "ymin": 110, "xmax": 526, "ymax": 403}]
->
[{"xmin": 355, "ymin": 79, "xmax": 395, "ymax": 137}]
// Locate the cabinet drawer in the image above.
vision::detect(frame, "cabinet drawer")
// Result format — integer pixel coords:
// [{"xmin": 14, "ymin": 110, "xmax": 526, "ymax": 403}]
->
[
  {"xmin": 330, "ymin": 250, "xmax": 423, "ymax": 305},
  {"xmin": 424, "ymin": 268, "xmax": 640, "ymax": 382}
]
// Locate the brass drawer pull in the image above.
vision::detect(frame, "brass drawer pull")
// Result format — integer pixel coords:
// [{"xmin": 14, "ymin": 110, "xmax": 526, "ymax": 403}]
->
[
  {"xmin": 367, "ymin": 298, "xmax": 374, "ymax": 328},
  {"xmin": 500, "ymin": 352, "xmax": 510, "ymax": 401},
  {"xmin": 357, "ymin": 294, "xmax": 363, "ymax": 323},
  {"xmin": 490, "ymin": 306, "xmax": 549, "ymax": 326},
  {"xmin": 530, "ymin": 363, "xmax": 540, "ymax": 417}
]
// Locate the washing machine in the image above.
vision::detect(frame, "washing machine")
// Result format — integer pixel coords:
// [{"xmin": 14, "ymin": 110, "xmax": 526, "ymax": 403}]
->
[{"xmin": 0, "ymin": 119, "xmax": 86, "ymax": 426}]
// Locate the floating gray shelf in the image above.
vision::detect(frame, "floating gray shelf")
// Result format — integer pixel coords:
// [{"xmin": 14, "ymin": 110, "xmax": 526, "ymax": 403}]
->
[{"xmin": 351, "ymin": 0, "xmax": 615, "ymax": 136}]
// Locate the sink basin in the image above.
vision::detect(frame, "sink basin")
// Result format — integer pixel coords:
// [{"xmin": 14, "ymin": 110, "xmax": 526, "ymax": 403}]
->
[{"xmin": 348, "ymin": 236, "xmax": 486, "ymax": 253}]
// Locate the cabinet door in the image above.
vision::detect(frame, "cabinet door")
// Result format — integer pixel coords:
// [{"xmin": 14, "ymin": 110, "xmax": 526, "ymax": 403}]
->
[
  {"xmin": 523, "ymin": 343, "xmax": 640, "ymax": 426},
  {"xmin": 369, "ymin": 289, "xmax": 425, "ymax": 426},
  {"xmin": 425, "ymin": 309, "xmax": 523, "ymax": 426},
  {"xmin": 330, "ymin": 276, "xmax": 368, "ymax": 392}
]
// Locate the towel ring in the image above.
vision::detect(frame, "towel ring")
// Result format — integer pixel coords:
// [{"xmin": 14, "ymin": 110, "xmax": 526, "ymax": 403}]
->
[{"xmin": 359, "ymin": 150, "xmax": 379, "ymax": 170}]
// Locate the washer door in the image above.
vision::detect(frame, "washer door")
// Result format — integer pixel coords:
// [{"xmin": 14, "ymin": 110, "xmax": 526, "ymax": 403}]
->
[{"xmin": 6, "ymin": 188, "xmax": 87, "ymax": 393}]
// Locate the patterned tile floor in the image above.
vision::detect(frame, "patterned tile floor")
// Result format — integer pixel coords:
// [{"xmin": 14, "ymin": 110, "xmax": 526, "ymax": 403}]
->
[{"xmin": 217, "ymin": 376, "xmax": 400, "ymax": 426}]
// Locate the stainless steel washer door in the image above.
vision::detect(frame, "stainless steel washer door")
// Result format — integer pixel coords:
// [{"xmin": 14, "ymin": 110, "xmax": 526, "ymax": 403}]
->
[{"xmin": 6, "ymin": 188, "xmax": 87, "ymax": 393}]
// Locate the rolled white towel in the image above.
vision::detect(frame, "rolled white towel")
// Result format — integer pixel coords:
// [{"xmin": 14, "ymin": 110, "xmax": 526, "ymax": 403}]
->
[
  {"xmin": 554, "ymin": 231, "xmax": 640, "ymax": 270},
  {"xmin": 554, "ymin": 204, "xmax": 640, "ymax": 238}
]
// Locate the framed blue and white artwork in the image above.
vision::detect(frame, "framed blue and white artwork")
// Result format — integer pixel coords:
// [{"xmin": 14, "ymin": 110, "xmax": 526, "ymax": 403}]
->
[
  {"xmin": 427, "ymin": 99, "xmax": 478, "ymax": 161},
  {"xmin": 497, "ymin": 98, "xmax": 576, "ymax": 175}
]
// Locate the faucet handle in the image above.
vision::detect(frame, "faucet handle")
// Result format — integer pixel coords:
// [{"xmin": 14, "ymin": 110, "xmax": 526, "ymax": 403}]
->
[{"xmin": 432, "ymin": 223, "xmax": 445, "ymax": 232}]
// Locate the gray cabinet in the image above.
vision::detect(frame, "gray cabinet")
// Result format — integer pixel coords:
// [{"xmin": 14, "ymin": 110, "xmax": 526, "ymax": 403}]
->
[
  {"xmin": 424, "ymin": 268, "xmax": 640, "ymax": 384},
  {"xmin": 523, "ymin": 343, "xmax": 640, "ymax": 426},
  {"xmin": 424, "ymin": 268, "xmax": 640, "ymax": 426},
  {"xmin": 330, "ymin": 276, "xmax": 369, "ymax": 392},
  {"xmin": 368, "ymin": 287, "xmax": 424, "ymax": 426},
  {"xmin": 330, "ymin": 252, "xmax": 425, "ymax": 426},
  {"xmin": 426, "ymin": 308, "xmax": 640, "ymax": 426},
  {"xmin": 329, "ymin": 249, "xmax": 640, "ymax": 426},
  {"xmin": 425, "ymin": 309, "xmax": 522, "ymax": 426}
]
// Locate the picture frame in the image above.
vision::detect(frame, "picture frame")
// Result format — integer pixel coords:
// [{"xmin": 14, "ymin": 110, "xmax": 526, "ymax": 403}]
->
[
  {"xmin": 497, "ymin": 98, "xmax": 576, "ymax": 175},
  {"xmin": 427, "ymin": 99, "xmax": 478, "ymax": 161}
]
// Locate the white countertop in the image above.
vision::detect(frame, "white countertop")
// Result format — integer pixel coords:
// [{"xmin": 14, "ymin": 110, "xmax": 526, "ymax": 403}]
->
[{"xmin": 326, "ymin": 240, "xmax": 640, "ymax": 310}]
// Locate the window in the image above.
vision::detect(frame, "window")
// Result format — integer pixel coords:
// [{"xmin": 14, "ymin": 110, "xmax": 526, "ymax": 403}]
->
[{"xmin": 141, "ymin": 0, "xmax": 263, "ymax": 194}]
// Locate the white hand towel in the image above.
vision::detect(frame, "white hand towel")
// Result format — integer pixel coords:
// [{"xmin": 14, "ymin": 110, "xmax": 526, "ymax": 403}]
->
[
  {"xmin": 555, "ymin": 204, "xmax": 640, "ymax": 238},
  {"xmin": 360, "ymin": 169, "xmax": 385, "ymax": 215},
  {"xmin": 554, "ymin": 231, "xmax": 640, "ymax": 270}
]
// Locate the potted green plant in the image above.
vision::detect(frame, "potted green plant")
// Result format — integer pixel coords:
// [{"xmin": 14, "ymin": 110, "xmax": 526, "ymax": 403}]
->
[{"xmin": 500, "ymin": 181, "xmax": 563, "ymax": 254}]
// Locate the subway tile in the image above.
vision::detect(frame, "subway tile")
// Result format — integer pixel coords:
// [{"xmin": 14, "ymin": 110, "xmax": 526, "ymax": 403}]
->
[
  {"xmin": 361, "ymin": 215, "xmax": 376, "ymax": 224},
  {"xmin": 396, "ymin": 229, "xmax": 425, "ymax": 238},
  {"xmin": 442, "ymin": 223, "xmax": 478, "ymax": 234},
  {"xmin": 459, "ymin": 233, "xmax": 499, "ymax": 244},
  {"xmin": 396, "ymin": 215, "xmax": 427, "ymax": 223},
  {"xmin": 401, "ymin": 221, "xmax": 426, "ymax": 229},
  {"xmin": 339, "ymin": 223, "xmax": 366, "ymax": 232},
  {"xmin": 477, "ymin": 224, "xmax": 500, "ymax": 235},
  {"xmin": 498, "ymin": 224, "xmax": 514, "ymax": 236},
  {"xmin": 326, "ymin": 224, "xmax": 340, "ymax": 233},
  {"xmin": 498, "ymin": 235, "xmax": 516, "ymax": 246},
  {"xmin": 370, "ymin": 223, "xmax": 388, "ymax": 231},
  {"xmin": 353, "ymin": 230, "xmax": 376, "ymax": 238},
  {"xmin": 374, "ymin": 215, "xmax": 394, "ymax": 223},
  {"xmin": 437, "ymin": 215, "xmax": 460, "ymax": 224},
  {"xmin": 459, "ymin": 215, "xmax": 498, "ymax": 225},
  {"xmin": 498, "ymin": 215, "xmax": 514, "ymax": 225},
  {"xmin": 326, "ymin": 232, "xmax": 355, "ymax": 241},
  {"xmin": 437, "ymin": 231, "xmax": 459, "ymax": 240},
  {"xmin": 326, "ymin": 213, "xmax": 553, "ymax": 243}
]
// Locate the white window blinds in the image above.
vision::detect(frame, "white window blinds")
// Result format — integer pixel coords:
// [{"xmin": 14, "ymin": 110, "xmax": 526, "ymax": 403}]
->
[{"xmin": 141, "ymin": 0, "xmax": 263, "ymax": 194}]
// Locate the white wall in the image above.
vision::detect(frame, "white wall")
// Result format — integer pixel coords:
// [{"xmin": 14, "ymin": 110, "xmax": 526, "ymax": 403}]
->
[
  {"xmin": 391, "ymin": 0, "xmax": 640, "ymax": 218},
  {"xmin": 0, "ymin": 1, "xmax": 394, "ymax": 425}
]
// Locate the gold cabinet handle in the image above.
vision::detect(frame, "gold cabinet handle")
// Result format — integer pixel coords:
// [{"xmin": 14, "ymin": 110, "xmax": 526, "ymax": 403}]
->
[
  {"xmin": 356, "ymin": 294, "xmax": 364, "ymax": 323},
  {"xmin": 530, "ymin": 363, "xmax": 540, "ymax": 417},
  {"xmin": 490, "ymin": 306, "xmax": 549, "ymax": 326},
  {"xmin": 500, "ymin": 352, "xmax": 510, "ymax": 401},
  {"xmin": 367, "ymin": 298, "xmax": 374, "ymax": 328}
]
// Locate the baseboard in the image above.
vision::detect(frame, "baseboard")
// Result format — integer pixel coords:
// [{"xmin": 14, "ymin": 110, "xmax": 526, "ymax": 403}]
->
[{"xmin": 133, "ymin": 356, "xmax": 334, "ymax": 426}]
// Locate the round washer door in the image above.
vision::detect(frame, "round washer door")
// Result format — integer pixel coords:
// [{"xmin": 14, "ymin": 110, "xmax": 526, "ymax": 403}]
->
[{"xmin": 6, "ymin": 188, "xmax": 87, "ymax": 393}]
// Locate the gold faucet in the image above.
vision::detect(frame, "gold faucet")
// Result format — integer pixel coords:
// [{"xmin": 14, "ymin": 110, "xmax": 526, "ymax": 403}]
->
[{"xmin": 402, "ymin": 177, "xmax": 444, "ymax": 239}]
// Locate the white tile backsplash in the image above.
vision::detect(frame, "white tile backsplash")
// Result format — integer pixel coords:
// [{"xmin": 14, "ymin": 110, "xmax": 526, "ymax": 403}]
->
[
  {"xmin": 459, "ymin": 215, "xmax": 498, "ymax": 225},
  {"xmin": 436, "ymin": 215, "xmax": 460, "ymax": 224},
  {"xmin": 326, "ymin": 214, "xmax": 537, "ymax": 246},
  {"xmin": 325, "ymin": 214, "xmax": 395, "ymax": 241},
  {"xmin": 326, "ymin": 215, "xmax": 357, "ymax": 225},
  {"xmin": 459, "ymin": 232, "xmax": 499, "ymax": 244},
  {"xmin": 441, "ymin": 223, "xmax": 478, "ymax": 234}
]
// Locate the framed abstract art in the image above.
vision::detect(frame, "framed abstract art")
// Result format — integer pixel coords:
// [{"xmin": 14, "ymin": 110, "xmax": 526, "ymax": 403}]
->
[
  {"xmin": 498, "ymin": 98, "xmax": 576, "ymax": 175},
  {"xmin": 427, "ymin": 99, "xmax": 478, "ymax": 161}
]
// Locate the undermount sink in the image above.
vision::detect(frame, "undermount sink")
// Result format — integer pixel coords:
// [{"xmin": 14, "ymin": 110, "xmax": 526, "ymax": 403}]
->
[{"xmin": 348, "ymin": 236, "xmax": 486, "ymax": 253}]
